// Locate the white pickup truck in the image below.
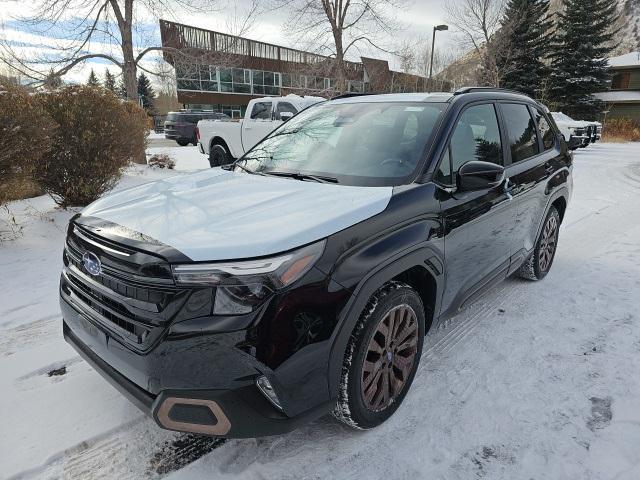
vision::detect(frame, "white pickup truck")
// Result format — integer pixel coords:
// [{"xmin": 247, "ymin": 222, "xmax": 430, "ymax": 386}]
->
[
  {"xmin": 197, "ymin": 95, "xmax": 324, "ymax": 167},
  {"xmin": 550, "ymin": 112, "xmax": 593, "ymax": 150}
]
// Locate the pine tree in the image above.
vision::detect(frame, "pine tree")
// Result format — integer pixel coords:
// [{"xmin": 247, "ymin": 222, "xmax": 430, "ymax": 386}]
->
[
  {"xmin": 495, "ymin": 0, "xmax": 553, "ymax": 98},
  {"xmin": 547, "ymin": 0, "xmax": 619, "ymax": 119},
  {"xmin": 137, "ymin": 72, "xmax": 155, "ymax": 113},
  {"xmin": 116, "ymin": 77, "xmax": 128, "ymax": 99},
  {"xmin": 87, "ymin": 68, "xmax": 100, "ymax": 87},
  {"xmin": 104, "ymin": 68, "xmax": 117, "ymax": 93}
]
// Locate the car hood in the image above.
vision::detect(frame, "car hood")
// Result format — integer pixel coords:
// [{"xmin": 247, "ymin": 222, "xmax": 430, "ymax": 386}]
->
[{"xmin": 81, "ymin": 168, "xmax": 393, "ymax": 261}]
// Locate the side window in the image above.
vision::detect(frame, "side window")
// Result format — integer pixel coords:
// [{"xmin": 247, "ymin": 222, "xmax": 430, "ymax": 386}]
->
[
  {"xmin": 275, "ymin": 102, "xmax": 298, "ymax": 120},
  {"xmin": 435, "ymin": 103, "xmax": 503, "ymax": 185},
  {"xmin": 501, "ymin": 103, "xmax": 540, "ymax": 162},
  {"xmin": 532, "ymin": 108, "xmax": 555, "ymax": 150},
  {"xmin": 250, "ymin": 102, "xmax": 272, "ymax": 120}
]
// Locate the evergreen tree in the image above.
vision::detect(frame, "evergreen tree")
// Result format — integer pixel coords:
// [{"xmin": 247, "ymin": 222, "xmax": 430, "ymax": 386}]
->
[
  {"xmin": 137, "ymin": 72, "xmax": 155, "ymax": 113},
  {"xmin": 116, "ymin": 77, "xmax": 128, "ymax": 99},
  {"xmin": 547, "ymin": 0, "xmax": 619, "ymax": 119},
  {"xmin": 87, "ymin": 68, "xmax": 100, "ymax": 87},
  {"xmin": 495, "ymin": 0, "xmax": 553, "ymax": 98},
  {"xmin": 104, "ymin": 68, "xmax": 117, "ymax": 93}
]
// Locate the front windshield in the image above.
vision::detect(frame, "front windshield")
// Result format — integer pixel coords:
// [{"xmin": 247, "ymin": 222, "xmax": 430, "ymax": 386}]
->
[{"xmin": 238, "ymin": 101, "xmax": 447, "ymax": 186}]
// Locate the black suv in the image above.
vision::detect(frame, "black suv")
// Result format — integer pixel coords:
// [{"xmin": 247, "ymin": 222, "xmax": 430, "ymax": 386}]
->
[
  {"xmin": 164, "ymin": 110, "xmax": 229, "ymax": 146},
  {"xmin": 61, "ymin": 89, "xmax": 571, "ymax": 437}
]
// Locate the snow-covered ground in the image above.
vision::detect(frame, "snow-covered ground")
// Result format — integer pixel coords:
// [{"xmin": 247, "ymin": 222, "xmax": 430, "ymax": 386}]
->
[{"xmin": 2, "ymin": 143, "xmax": 640, "ymax": 479}]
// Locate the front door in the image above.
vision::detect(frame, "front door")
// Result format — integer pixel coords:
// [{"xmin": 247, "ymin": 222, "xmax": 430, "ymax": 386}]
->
[
  {"xmin": 435, "ymin": 102, "xmax": 518, "ymax": 316},
  {"xmin": 242, "ymin": 101, "xmax": 277, "ymax": 151}
]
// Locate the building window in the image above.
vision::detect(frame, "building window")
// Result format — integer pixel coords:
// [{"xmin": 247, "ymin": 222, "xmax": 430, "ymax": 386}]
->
[
  {"xmin": 611, "ymin": 71, "xmax": 630, "ymax": 90},
  {"xmin": 282, "ymin": 73, "xmax": 304, "ymax": 89},
  {"xmin": 232, "ymin": 68, "xmax": 251, "ymax": 93},
  {"xmin": 252, "ymin": 70, "xmax": 280, "ymax": 95},
  {"xmin": 348, "ymin": 80, "xmax": 364, "ymax": 93}
]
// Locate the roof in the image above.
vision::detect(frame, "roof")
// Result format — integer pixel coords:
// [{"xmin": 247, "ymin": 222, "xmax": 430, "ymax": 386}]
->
[
  {"xmin": 608, "ymin": 51, "xmax": 640, "ymax": 69},
  {"xmin": 330, "ymin": 92, "xmax": 454, "ymax": 104},
  {"xmin": 593, "ymin": 91, "xmax": 640, "ymax": 103}
]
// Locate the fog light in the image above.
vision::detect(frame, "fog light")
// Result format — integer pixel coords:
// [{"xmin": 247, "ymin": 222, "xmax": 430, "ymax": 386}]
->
[{"xmin": 256, "ymin": 375, "xmax": 283, "ymax": 411}]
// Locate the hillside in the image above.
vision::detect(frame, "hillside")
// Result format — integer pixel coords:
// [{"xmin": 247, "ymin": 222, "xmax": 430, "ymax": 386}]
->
[{"xmin": 440, "ymin": 0, "xmax": 639, "ymax": 87}]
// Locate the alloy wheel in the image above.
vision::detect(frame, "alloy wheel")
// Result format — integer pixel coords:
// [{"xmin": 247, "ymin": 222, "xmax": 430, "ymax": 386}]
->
[
  {"xmin": 538, "ymin": 215, "xmax": 558, "ymax": 272},
  {"xmin": 361, "ymin": 304, "xmax": 419, "ymax": 412}
]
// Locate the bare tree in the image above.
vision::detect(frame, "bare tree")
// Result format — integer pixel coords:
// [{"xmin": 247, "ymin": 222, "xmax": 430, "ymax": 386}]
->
[
  {"xmin": 445, "ymin": 0, "xmax": 506, "ymax": 86},
  {"xmin": 0, "ymin": 0, "xmax": 260, "ymax": 100},
  {"xmin": 271, "ymin": 0, "xmax": 404, "ymax": 92}
]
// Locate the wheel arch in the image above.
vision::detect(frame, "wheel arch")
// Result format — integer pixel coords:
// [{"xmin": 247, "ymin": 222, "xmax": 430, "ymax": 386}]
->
[
  {"xmin": 209, "ymin": 136, "xmax": 234, "ymax": 159},
  {"xmin": 551, "ymin": 195, "xmax": 567, "ymax": 224},
  {"xmin": 327, "ymin": 247, "xmax": 442, "ymax": 398}
]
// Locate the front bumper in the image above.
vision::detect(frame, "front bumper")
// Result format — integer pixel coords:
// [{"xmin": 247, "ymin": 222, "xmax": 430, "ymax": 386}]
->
[
  {"xmin": 568, "ymin": 135, "xmax": 589, "ymax": 149},
  {"xmin": 61, "ymin": 293, "xmax": 334, "ymax": 438}
]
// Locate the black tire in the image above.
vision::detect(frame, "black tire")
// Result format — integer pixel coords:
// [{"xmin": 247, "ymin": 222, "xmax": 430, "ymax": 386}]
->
[
  {"xmin": 517, "ymin": 206, "xmax": 560, "ymax": 281},
  {"xmin": 209, "ymin": 144, "xmax": 231, "ymax": 167},
  {"xmin": 176, "ymin": 139, "xmax": 190, "ymax": 146},
  {"xmin": 333, "ymin": 281, "xmax": 425, "ymax": 430}
]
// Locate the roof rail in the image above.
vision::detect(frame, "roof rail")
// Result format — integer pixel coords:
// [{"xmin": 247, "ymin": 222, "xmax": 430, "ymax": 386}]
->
[
  {"xmin": 453, "ymin": 87, "xmax": 525, "ymax": 96},
  {"xmin": 330, "ymin": 92, "xmax": 378, "ymax": 100}
]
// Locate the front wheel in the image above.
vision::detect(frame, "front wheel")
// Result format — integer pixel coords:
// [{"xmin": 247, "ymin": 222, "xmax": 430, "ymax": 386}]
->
[
  {"xmin": 209, "ymin": 144, "xmax": 231, "ymax": 167},
  {"xmin": 517, "ymin": 206, "xmax": 560, "ymax": 281},
  {"xmin": 333, "ymin": 281, "xmax": 425, "ymax": 430}
]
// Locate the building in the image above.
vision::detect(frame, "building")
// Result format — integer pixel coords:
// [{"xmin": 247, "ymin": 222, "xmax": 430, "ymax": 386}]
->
[
  {"xmin": 159, "ymin": 20, "xmax": 450, "ymax": 118},
  {"xmin": 594, "ymin": 51, "xmax": 640, "ymax": 121}
]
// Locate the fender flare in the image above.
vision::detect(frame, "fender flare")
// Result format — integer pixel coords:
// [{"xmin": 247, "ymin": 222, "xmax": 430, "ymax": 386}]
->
[
  {"xmin": 538, "ymin": 185, "xmax": 569, "ymax": 238},
  {"xmin": 209, "ymin": 137, "xmax": 236, "ymax": 159},
  {"xmin": 326, "ymin": 244, "xmax": 443, "ymax": 397}
]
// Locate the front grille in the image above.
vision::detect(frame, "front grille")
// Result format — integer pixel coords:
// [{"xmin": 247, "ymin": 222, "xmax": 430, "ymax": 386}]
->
[{"xmin": 62, "ymin": 225, "xmax": 185, "ymax": 350}]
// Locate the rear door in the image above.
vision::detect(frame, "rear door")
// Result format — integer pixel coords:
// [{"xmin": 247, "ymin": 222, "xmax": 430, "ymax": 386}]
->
[
  {"xmin": 436, "ymin": 102, "xmax": 517, "ymax": 315},
  {"xmin": 241, "ymin": 101, "xmax": 274, "ymax": 151},
  {"xmin": 497, "ymin": 103, "xmax": 559, "ymax": 271}
]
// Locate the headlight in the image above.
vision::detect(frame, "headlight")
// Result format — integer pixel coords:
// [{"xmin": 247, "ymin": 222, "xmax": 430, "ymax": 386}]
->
[{"xmin": 172, "ymin": 240, "xmax": 326, "ymax": 314}]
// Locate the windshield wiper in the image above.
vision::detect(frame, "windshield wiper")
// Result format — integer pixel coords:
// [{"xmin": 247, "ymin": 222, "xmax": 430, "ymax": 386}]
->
[
  {"xmin": 223, "ymin": 162, "xmax": 265, "ymax": 176},
  {"xmin": 263, "ymin": 171, "xmax": 338, "ymax": 184}
]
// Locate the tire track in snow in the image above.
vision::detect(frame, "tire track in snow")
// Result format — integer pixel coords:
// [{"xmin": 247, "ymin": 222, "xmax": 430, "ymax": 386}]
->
[
  {"xmin": 0, "ymin": 314, "xmax": 60, "ymax": 356},
  {"xmin": 9, "ymin": 418, "xmax": 225, "ymax": 480}
]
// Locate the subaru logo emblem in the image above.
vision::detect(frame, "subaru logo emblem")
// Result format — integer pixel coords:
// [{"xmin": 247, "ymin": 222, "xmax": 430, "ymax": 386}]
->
[{"xmin": 82, "ymin": 251, "xmax": 102, "ymax": 276}]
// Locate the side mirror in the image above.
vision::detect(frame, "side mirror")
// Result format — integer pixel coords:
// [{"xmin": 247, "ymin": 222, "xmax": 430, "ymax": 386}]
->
[
  {"xmin": 457, "ymin": 161, "xmax": 505, "ymax": 191},
  {"xmin": 280, "ymin": 112, "xmax": 294, "ymax": 122}
]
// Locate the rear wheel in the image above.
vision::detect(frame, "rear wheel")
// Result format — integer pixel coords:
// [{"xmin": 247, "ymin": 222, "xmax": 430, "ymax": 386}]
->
[
  {"xmin": 517, "ymin": 206, "xmax": 560, "ymax": 281},
  {"xmin": 209, "ymin": 144, "xmax": 231, "ymax": 167},
  {"xmin": 333, "ymin": 281, "xmax": 425, "ymax": 429},
  {"xmin": 176, "ymin": 139, "xmax": 190, "ymax": 146}
]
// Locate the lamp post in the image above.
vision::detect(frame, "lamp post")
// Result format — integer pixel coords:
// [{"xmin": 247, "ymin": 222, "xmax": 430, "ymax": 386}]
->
[{"xmin": 429, "ymin": 24, "xmax": 449, "ymax": 84}]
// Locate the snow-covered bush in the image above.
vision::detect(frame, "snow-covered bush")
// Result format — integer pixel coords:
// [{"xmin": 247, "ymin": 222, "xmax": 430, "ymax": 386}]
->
[
  {"xmin": 35, "ymin": 86, "xmax": 148, "ymax": 207},
  {"xmin": 602, "ymin": 118, "xmax": 640, "ymax": 143},
  {"xmin": 0, "ymin": 83, "xmax": 52, "ymax": 205},
  {"xmin": 147, "ymin": 153, "xmax": 176, "ymax": 169}
]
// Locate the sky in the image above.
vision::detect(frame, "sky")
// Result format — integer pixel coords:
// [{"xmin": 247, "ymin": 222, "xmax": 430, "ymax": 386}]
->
[{"xmin": 0, "ymin": 0, "xmax": 458, "ymax": 87}]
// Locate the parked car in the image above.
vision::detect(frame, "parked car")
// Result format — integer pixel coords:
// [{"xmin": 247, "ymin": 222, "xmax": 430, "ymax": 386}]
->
[
  {"xmin": 60, "ymin": 88, "xmax": 571, "ymax": 438},
  {"xmin": 197, "ymin": 94, "xmax": 324, "ymax": 166},
  {"xmin": 164, "ymin": 110, "xmax": 230, "ymax": 146},
  {"xmin": 551, "ymin": 112, "xmax": 591, "ymax": 150}
]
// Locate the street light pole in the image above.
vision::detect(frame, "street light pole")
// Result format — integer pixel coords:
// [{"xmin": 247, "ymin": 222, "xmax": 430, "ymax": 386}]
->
[{"xmin": 429, "ymin": 24, "xmax": 449, "ymax": 86}]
